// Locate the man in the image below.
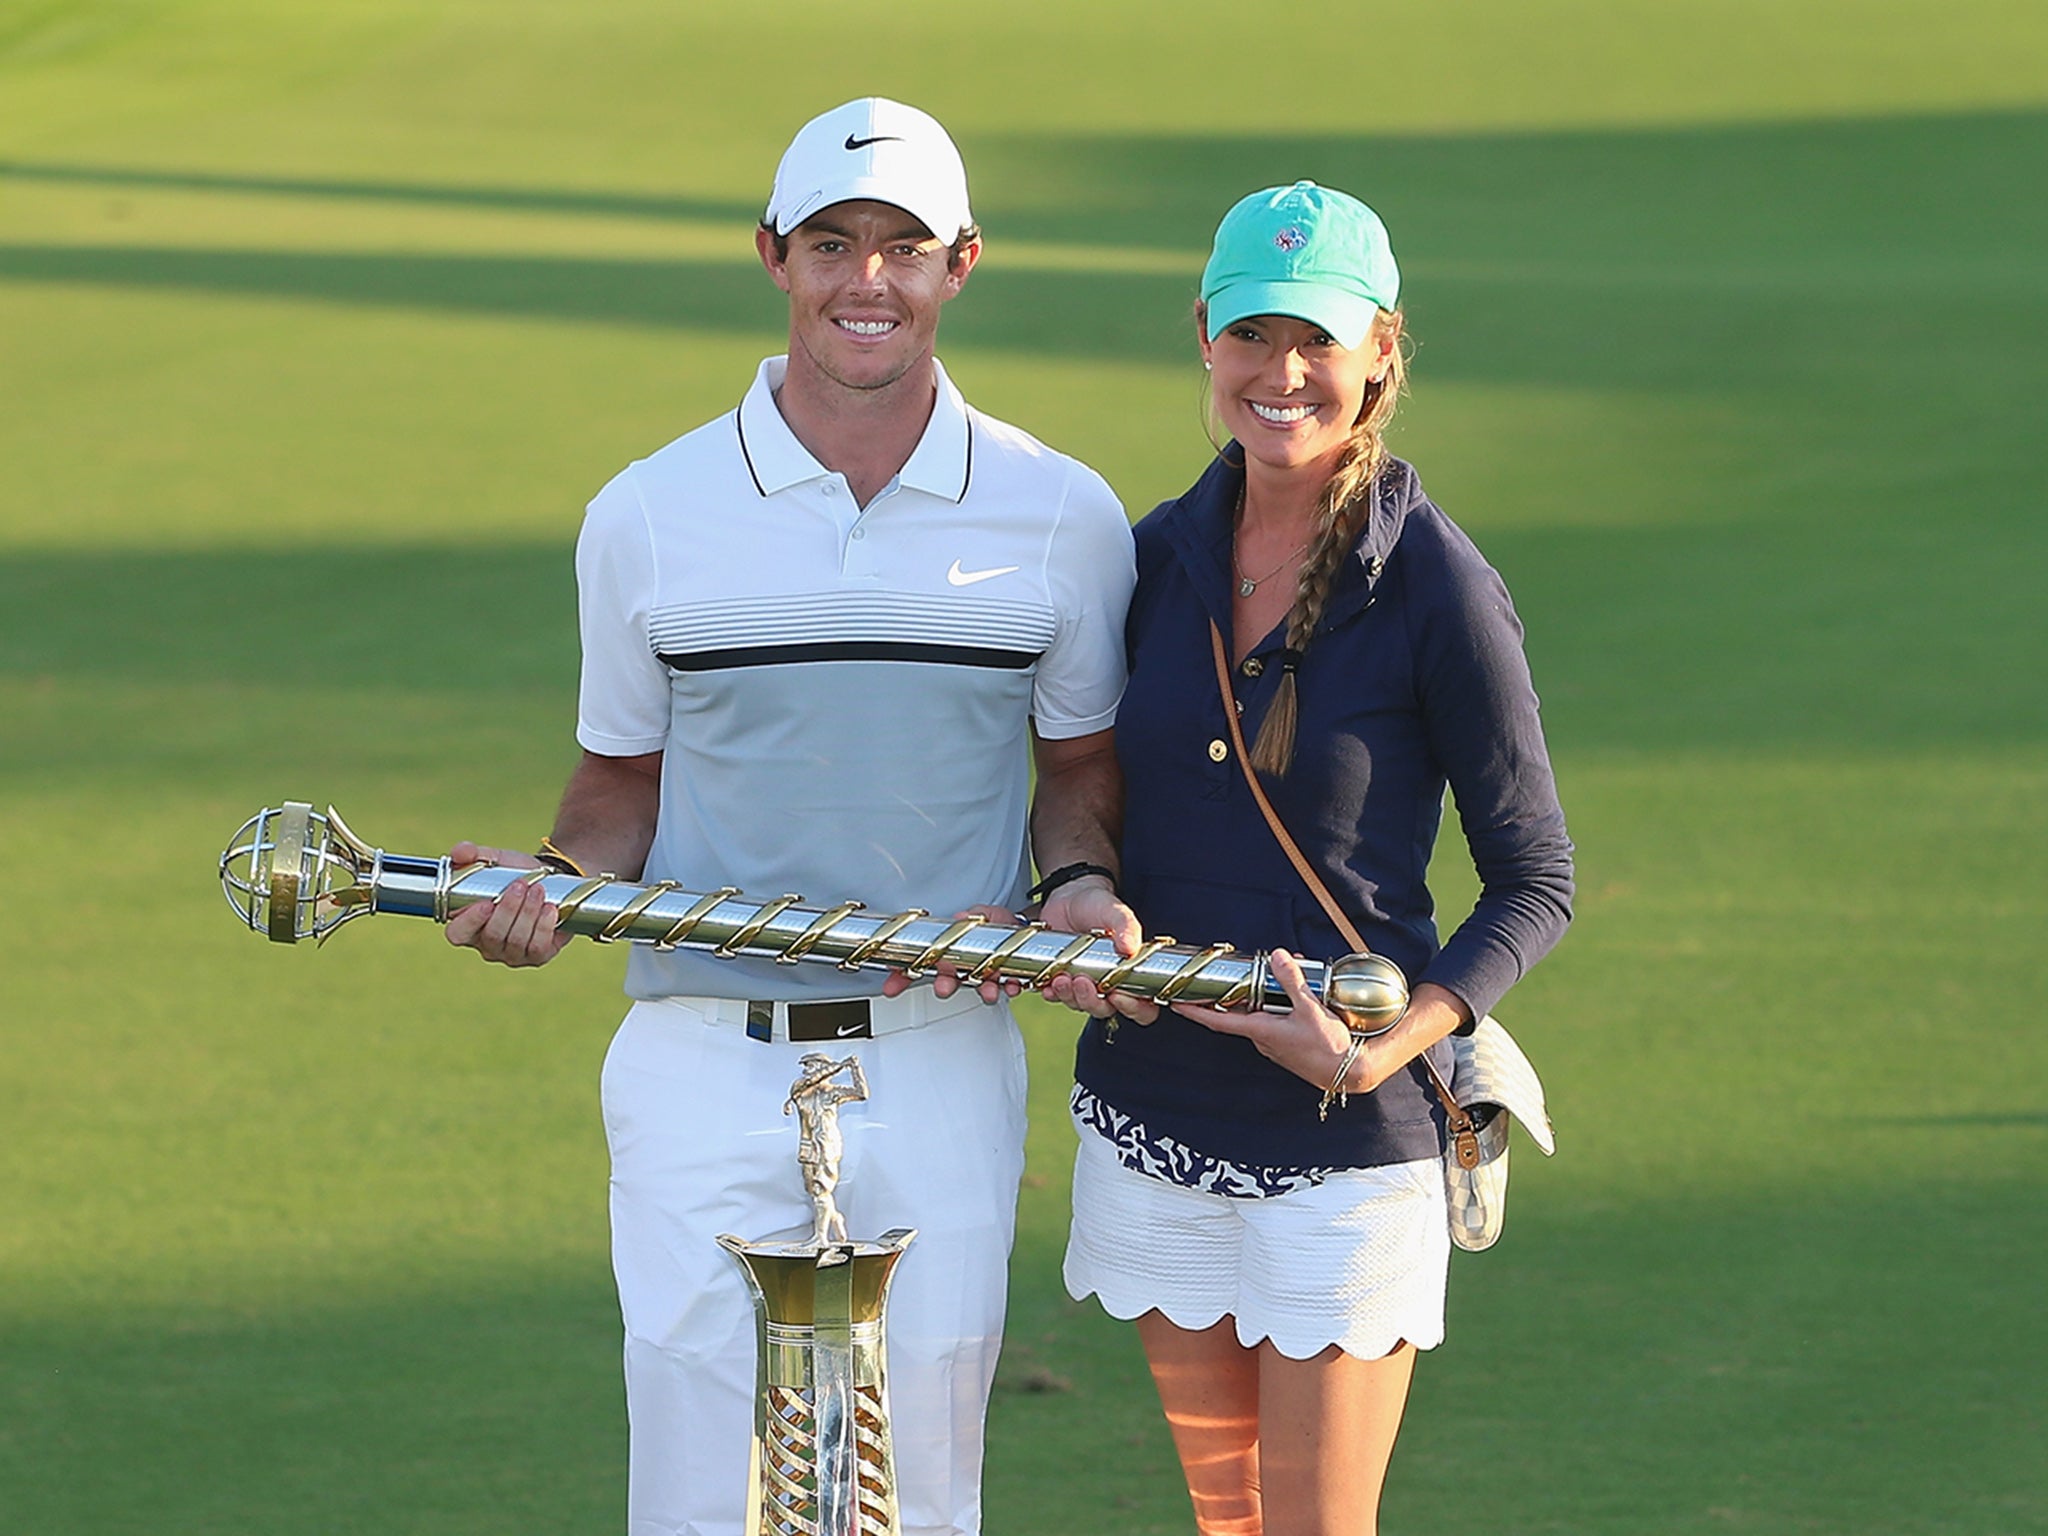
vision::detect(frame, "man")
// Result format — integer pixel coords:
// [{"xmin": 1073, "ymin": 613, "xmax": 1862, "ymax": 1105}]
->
[{"xmin": 446, "ymin": 98, "xmax": 1136, "ymax": 1536}]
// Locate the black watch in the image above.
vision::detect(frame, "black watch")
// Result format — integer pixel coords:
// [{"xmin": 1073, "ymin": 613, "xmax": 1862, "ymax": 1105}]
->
[{"xmin": 1027, "ymin": 861, "xmax": 1118, "ymax": 903}]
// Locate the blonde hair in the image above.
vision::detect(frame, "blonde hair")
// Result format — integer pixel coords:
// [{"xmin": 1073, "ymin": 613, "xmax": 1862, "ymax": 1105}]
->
[{"xmin": 1238, "ymin": 307, "xmax": 1409, "ymax": 776}]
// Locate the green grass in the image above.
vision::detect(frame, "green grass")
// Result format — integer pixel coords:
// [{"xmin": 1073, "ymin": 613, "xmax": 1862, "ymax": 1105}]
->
[{"xmin": 4, "ymin": 2, "xmax": 2046, "ymax": 1532}]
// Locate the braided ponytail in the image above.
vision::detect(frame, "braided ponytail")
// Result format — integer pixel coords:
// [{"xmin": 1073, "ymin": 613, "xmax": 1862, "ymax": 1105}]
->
[{"xmin": 1247, "ymin": 309, "xmax": 1408, "ymax": 777}]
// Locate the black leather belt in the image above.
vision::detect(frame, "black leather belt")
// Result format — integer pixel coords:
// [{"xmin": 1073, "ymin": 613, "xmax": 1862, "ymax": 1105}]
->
[{"xmin": 744, "ymin": 999, "xmax": 873, "ymax": 1043}]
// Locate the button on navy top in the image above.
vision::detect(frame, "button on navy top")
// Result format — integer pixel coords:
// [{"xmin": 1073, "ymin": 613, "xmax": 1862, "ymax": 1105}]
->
[{"xmin": 1075, "ymin": 452, "xmax": 1575, "ymax": 1172}]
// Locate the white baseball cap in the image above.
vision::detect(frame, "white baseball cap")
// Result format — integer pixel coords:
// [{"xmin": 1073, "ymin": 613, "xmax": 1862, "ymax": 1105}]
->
[{"xmin": 763, "ymin": 98, "xmax": 974, "ymax": 244}]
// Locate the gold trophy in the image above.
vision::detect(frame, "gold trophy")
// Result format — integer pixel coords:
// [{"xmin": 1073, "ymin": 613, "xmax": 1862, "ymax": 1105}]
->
[
  {"xmin": 218, "ymin": 802, "xmax": 1410, "ymax": 1034},
  {"xmin": 716, "ymin": 1055, "xmax": 913, "ymax": 1536}
]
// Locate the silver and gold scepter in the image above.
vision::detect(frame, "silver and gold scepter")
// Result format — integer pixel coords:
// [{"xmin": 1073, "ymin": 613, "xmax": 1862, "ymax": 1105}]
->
[{"xmin": 219, "ymin": 802, "xmax": 1410, "ymax": 1034}]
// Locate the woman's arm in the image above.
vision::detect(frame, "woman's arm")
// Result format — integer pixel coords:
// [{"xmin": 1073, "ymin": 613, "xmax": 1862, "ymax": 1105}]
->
[{"xmin": 1409, "ymin": 526, "xmax": 1575, "ymax": 1027}]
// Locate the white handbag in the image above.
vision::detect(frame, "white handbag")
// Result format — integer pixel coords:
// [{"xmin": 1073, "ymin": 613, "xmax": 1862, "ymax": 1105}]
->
[{"xmin": 1433, "ymin": 1016, "xmax": 1554, "ymax": 1252}]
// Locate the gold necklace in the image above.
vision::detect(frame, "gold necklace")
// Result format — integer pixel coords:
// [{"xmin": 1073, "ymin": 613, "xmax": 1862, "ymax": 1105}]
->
[
  {"xmin": 1233, "ymin": 489, "xmax": 1310, "ymax": 597},
  {"xmin": 1235, "ymin": 544, "xmax": 1308, "ymax": 598}
]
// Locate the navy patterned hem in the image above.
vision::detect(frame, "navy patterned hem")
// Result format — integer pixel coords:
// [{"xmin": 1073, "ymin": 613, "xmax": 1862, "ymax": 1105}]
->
[{"xmin": 1070, "ymin": 1085, "xmax": 1341, "ymax": 1200}]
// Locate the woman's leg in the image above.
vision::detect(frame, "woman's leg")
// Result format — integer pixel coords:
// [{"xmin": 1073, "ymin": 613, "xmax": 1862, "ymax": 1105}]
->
[
  {"xmin": 1255, "ymin": 1339, "xmax": 1417, "ymax": 1536},
  {"xmin": 1135, "ymin": 1310, "xmax": 1265, "ymax": 1536},
  {"xmin": 1135, "ymin": 1314, "xmax": 1418, "ymax": 1536}
]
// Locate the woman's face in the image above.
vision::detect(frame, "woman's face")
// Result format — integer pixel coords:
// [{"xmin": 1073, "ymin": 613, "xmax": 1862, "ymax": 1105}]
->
[{"xmin": 1200, "ymin": 311, "xmax": 1394, "ymax": 477}]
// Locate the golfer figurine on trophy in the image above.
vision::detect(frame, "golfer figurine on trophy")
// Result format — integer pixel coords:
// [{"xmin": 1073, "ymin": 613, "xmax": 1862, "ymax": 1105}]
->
[{"xmin": 785, "ymin": 1054, "xmax": 868, "ymax": 1247}]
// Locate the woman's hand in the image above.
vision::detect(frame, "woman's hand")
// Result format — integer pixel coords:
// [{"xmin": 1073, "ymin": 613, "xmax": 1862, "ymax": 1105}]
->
[
  {"xmin": 1179, "ymin": 962, "xmax": 1473, "ymax": 1098},
  {"xmin": 1170, "ymin": 948, "xmax": 1384, "ymax": 1093}
]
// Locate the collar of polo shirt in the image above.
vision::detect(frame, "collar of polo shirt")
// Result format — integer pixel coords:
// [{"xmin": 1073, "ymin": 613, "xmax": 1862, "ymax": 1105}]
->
[{"xmin": 736, "ymin": 356, "xmax": 973, "ymax": 505}]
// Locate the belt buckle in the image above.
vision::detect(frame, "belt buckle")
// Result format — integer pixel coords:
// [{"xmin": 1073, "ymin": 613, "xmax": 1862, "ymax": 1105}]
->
[{"xmin": 786, "ymin": 1000, "xmax": 873, "ymax": 1042}]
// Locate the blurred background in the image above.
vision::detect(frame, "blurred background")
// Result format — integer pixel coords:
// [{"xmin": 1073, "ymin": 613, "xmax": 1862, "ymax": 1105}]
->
[{"xmin": 2, "ymin": 2, "xmax": 2044, "ymax": 1530}]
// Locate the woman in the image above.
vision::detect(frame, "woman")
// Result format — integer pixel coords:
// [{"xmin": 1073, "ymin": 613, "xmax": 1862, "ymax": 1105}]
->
[{"xmin": 1055, "ymin": 182, "xmax": 1574, "ymax": 1535}]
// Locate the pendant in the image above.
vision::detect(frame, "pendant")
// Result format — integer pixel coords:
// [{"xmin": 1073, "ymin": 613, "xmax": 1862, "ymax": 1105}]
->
[{"xmin": 1239, "ymin": 577, "xmax": 1256, "ymax": 597}]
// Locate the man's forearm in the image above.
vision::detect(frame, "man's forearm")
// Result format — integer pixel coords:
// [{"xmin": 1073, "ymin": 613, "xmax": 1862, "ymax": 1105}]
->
[
  {"xmin": 549, "ymin": 749, "xmax": 664, "ymax": 881},
  {"xmin": 1026, "ymin": 726, "xmax": 1145, "ymax": 959},
  {"xmin": 1029, "ymin": 728, "xmax": 1123, "ymax": 875}
]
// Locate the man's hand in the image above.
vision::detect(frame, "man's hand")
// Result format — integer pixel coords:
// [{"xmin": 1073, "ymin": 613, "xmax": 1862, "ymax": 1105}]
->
[
  {"xmin": 442, "ymin": 750, "xmax": 659, "ymax": 971},
  {"xmin": 880, "ymin": 905, "xmax": 1021, "ymax": 1004},
  {"xmin": 1037, "ymin": 876, "xmax": 1138, "ymax": 952},
  {"xmin": 443, "ymin": 844, "xmax": 572, "ymax": 968},
  {"xmin": 1037, "ymin": 874, "xmax": 1157, "ymax": 1024}
]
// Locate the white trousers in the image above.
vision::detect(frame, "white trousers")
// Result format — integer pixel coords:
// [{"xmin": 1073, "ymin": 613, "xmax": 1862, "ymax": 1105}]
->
[{"xmin": 600, "ymin": 996, "xmax": 1029, "ymax": 1536}]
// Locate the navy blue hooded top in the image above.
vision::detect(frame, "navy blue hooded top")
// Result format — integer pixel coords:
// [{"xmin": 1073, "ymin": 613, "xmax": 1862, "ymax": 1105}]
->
[{"xmin": 1073, "ymin": 452, "xmax": 1575, "ymax": 1172}]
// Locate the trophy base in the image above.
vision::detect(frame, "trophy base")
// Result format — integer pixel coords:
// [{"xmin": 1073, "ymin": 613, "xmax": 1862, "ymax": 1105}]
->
[{"xmin": 720, "ymin": 1229, "xmax": 917, "ymax": 1536}]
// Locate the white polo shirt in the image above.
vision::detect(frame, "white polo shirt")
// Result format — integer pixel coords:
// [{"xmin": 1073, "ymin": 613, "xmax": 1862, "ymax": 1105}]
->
[{"xmin": 576, "ymin": 356, "xmax": 1136, "ymax": 1002}]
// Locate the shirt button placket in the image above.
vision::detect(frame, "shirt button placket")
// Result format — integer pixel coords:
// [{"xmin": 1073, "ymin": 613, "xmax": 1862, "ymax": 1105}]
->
[
  {"xmin": 845, "ymin": 521, "xmax": 875, "ymax": 576},
  {"xmin": 832, "ymin": 479, "xmax": 877, "ymax": 578}
]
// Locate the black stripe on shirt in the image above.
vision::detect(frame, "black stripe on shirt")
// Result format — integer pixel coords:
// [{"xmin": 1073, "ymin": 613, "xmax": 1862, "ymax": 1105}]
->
[
  {"xmin": 660, "ymin": 640, "xmax": 1039, "ymax": 672},
  {"xmin": 734, "ymin": 413, "xmax": 766, "ymax": 497}
]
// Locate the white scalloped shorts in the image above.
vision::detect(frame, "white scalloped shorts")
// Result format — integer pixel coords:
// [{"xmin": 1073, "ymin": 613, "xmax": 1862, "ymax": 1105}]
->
[{"xmin": 1062, "ymin": 1123, "xmax": 1450, "ymax": 1360}]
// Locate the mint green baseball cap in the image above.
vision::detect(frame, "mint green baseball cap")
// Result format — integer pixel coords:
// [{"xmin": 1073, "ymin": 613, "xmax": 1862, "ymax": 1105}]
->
[{"xmin": 1200, "ymin": 181, "xmax": 1399, "ymax": 351}]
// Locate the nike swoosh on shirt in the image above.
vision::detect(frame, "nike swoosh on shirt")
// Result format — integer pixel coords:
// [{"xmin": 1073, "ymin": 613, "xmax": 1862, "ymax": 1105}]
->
[{"xmin": 946, "ymin": 560, "xmax": 1021, "ymax": 587}]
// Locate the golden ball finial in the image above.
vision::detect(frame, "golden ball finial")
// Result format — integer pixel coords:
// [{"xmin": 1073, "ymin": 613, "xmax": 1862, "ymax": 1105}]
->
[{"xmin": 1323, "ymin": 952, "xmax": 1409, "ymax": 1035}]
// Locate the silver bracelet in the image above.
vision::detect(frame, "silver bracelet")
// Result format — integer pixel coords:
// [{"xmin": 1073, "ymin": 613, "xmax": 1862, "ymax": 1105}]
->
[{"xmin": 1317, "ymin": 1030, "xmax": 1371, "ymax": 1122}]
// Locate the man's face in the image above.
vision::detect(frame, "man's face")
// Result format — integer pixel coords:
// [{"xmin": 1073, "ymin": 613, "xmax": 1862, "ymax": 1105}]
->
[{"xmin": 757, "ymin": 200, "xmax": 979, "ymax": 395}]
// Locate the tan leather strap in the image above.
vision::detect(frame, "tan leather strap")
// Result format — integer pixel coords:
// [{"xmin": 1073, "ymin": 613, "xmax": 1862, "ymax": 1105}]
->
[
  {"xmin": 1208, "ymin": 619, "xmax": 1472, "ymax": 1147},
  {"xmin": 1209, "ymin": 620, "xmax": 1364, "ymax": 951}
]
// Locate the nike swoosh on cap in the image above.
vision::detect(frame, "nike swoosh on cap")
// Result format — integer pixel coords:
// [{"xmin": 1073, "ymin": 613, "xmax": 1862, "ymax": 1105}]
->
[
  {"xmin": 946, "ymin": 560, "xmax": 1021, "ymax": 587},
  {"xmin": 844, "ymin": 133, "xmax": 904, "ymax": 150}
]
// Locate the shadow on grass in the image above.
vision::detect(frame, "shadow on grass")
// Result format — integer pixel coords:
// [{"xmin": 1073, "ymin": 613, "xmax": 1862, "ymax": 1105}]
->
[
  {"xmin": 0, "ymin": 1275, "xmax": 626, "ymax": 1536},
  {"xmin": 4, "ymin": 1182, "xmax": 2042, "ymax": 1536},
  {"xmin": 3, "ymin": 507, "xmax": 2042, "ymax": 756},
  {"xmin": 2, "ymin": 108, "xmax": 2042, "ymax": 760},
  {"xmin": 0, "ymin": 544, "xmax": 580, "ymax": 699},
  {"xmin": 1003, "ymin": 1184, "xmax": 2048, "ymax": 1535},
  {"xmin": 7, "ymin": 106, "xmax": 2043, "ymax": 268},
  {"xmin": 3, "ymin": 110, "xmax": 2043, "ymax": 394},
  {"xmin": 0, "ymin": 157, "xmax": 760, "ymax": 225}
]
